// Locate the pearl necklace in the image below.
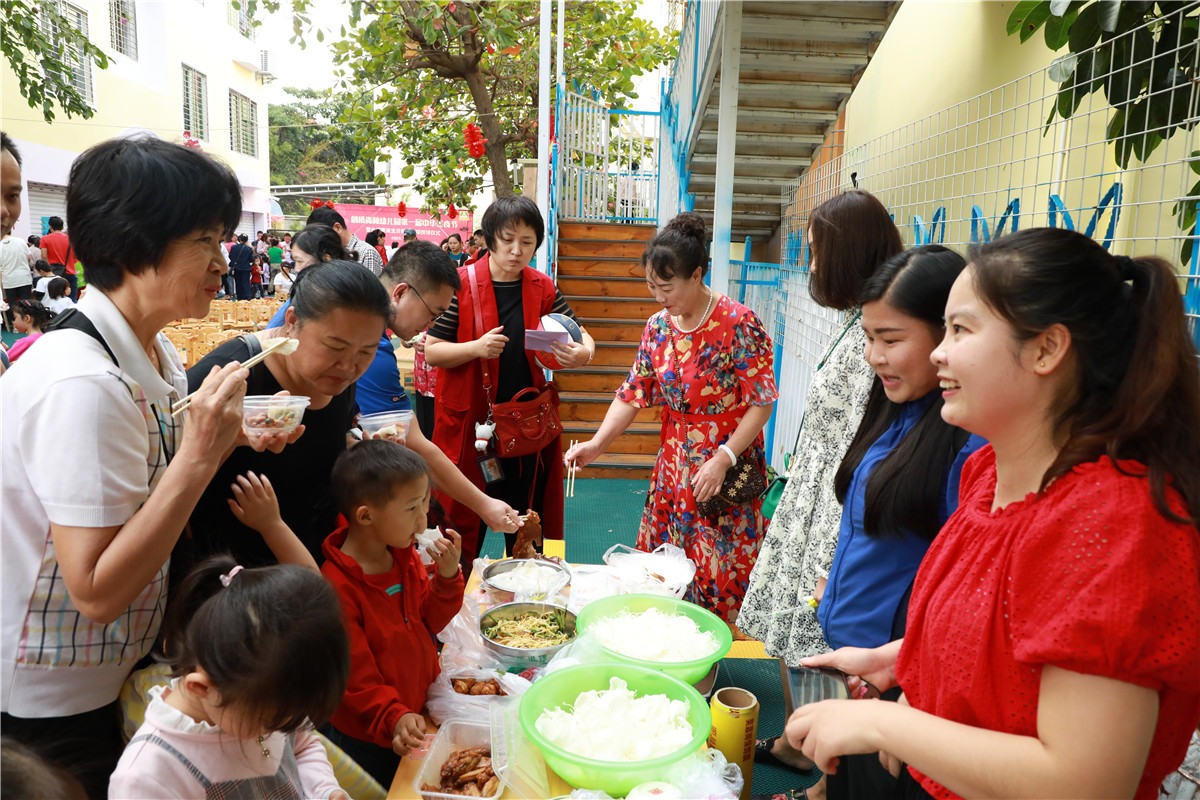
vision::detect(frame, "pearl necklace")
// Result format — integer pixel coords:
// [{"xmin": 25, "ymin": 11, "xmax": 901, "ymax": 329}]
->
[{"xmin": 673, "ymin": 289, "xmax": 714, "ymax": 334}]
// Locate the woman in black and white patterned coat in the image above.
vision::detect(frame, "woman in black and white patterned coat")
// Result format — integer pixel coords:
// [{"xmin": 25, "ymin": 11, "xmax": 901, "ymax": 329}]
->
[{"xmin": 738, "ymin": 190, "xmax": 903, "ymax": 663}]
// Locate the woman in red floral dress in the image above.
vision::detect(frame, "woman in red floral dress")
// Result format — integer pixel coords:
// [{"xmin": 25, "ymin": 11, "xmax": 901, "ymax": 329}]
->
[{"xmin": 566, "ymin": 213, "xmax": 778, "ymax": 621}]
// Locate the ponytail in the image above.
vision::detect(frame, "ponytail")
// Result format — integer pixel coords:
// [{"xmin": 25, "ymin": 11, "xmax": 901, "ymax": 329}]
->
[
  {"xmin": 971, "ymin": 228, "xmax": 1200, "ymax": 525},
  {"xmin": 14, "ymin": 299, "xmax": 54, "ymax": 331}
]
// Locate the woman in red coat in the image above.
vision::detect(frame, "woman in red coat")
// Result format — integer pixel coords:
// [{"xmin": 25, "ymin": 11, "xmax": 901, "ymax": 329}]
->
[{"xmin": 425, "ymin": 197, "xmax": 595, "ymax": 565}]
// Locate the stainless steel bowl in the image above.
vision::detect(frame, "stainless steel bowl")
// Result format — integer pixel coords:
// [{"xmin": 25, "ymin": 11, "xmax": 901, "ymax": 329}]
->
[
  {"xmin": 478, "ymin": 602, "xmax": 577, "ymax": 671},
  {"xmin": 480, "ymin": 558, "xmax": 571, "ymax": 604}
]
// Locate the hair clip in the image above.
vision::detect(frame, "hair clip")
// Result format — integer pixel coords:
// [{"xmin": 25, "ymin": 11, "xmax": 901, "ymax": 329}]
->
[{"xmin": 219, "ymin": 565, "xmax": 244, "ymax": 587}]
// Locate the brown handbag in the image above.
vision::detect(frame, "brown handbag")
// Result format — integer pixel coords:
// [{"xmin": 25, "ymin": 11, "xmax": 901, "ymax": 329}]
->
[
  {"xmin": 469, "ymin": 266, "xmax": 563, "ymax": 458},
  {"xmin": 668, "ymin": 321, "xmax": 767, "ymax": 518}
]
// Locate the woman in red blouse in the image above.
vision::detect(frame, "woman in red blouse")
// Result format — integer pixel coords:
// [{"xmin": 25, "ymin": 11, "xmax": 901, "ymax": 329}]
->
[{"xmin": 787, "ymin": 227, "xmax": 1200, "ymax": 799}]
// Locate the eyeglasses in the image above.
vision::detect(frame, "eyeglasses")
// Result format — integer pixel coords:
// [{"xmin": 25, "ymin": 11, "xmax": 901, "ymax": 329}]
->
[{"xmin": 408, "ymin": 284, "xmax": 444, "ymax": 321}]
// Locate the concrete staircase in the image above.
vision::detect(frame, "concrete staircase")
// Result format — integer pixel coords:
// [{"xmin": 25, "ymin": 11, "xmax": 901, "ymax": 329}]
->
[{"xmin": 555, "ymin": 221, "xmax": 660, "ymax": 479}]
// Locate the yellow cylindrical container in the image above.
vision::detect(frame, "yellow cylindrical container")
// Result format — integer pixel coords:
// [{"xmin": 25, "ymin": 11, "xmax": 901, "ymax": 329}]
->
[{"xmin": 707, "ymin": 687, "xmax": 759, "ymax": 800}]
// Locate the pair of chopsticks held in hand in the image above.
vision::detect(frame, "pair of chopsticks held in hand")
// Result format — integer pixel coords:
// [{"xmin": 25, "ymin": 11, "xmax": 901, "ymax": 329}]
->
[
  {"xmin": 170, "ymin": 337, "xmax": 298, "ymax": 417},
  {"xmin": 565, "ymin": 439, "xmax": 579, "ymax": 498}
]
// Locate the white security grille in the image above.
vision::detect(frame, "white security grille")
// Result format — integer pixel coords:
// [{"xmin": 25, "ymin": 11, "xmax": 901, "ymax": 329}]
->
[
  {"xmin": 182, "ymin": 65, "xmax": 208, "ymax": 141},
  {"xmin": 41, "ymin": 1, "xmax": 96, "ymax": 108},
  {"xmin": 228, "ymin": 91, "xmax": 258, "ymax": 157},
  {"xmin": 559, "ymin": 91, "xmax": 660, "ymax": 224},
  {"xmin": 763, "ymin": 1, "xmax": 1200, "ymax": 466},
  {"xmin": 226, "ymin": 0, "xmax": 254, "ymax": 39},
  {"xmin": 109, "ymin": 0, "xmax": 137, "ymax": 60}
]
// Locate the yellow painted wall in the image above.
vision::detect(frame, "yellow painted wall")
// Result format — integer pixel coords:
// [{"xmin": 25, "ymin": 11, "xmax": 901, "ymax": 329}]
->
[
  {"xmin": 2, "ymin": 0, "xmax": 270, "ymax": 239},
  {"xmin": 823, "ymin": 0, "xmax": 1197, "ymax": 264},
  {"xmin": 846, "ymin": 2, "xmax": 1055, "ymax": 146}
]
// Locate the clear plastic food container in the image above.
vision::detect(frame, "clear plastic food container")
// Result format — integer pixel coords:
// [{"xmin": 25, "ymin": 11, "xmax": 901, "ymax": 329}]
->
[
  {"xmin": 412, "ymin": 719, "xmax": 504, "ymax": 800},
  {"xmin": 359, "ymin": 409, "xmax": 414, "ymax": 443},
  {"xmin": 241, "ymin": 395, "xmax": 310, "ymax": 439}
]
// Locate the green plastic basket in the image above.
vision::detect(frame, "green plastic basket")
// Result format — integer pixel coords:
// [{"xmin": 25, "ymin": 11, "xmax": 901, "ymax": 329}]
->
[{"xmin": 574, "ymin": 593, "xmax": 734, "ymax": 684}]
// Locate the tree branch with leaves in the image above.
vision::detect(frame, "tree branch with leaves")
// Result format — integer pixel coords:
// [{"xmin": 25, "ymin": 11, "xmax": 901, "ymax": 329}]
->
[
  {"xmin": 1007, "ymin": 0, "xmax": 1199, "ymax": 265},
  {"xmin": 242, "ymin": 0, "xmax": 674, "ymax": 215},
  {"xmin": 2, "ymin": 0, "xmax": 112, "ymax": 123}
]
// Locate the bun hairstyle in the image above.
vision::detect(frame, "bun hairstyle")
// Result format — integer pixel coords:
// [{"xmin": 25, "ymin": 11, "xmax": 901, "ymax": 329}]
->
[
  {"xmin": 159, "ymin": 555, "xmax": 350, "ymax": 733},
  {"xmin": 643, "ymin": 212, "xmax": 708, "ymax": 281},
  {"xmin": 807, "ymin": 190, "xmax": 904, "ymax": 310},
  {"xmin": 291, "ymin": 223, "xmax": 349, "ymax": 266},
  {"xmin": 835, "ymin": 245, "xmax": 970, "ymax": 539},
  {"xmin": 971, "ymin": 227, "xmax": 1200, "ymax": 525}
]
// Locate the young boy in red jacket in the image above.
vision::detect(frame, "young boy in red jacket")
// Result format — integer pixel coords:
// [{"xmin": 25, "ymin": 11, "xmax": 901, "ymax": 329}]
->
[{"xmin": 319, "ymin": 439, "xmax": 464, "ymax": 788}]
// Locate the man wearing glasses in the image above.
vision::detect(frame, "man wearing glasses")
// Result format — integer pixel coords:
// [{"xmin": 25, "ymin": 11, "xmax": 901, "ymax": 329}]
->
[{"xmin": 356, "ymin": 239, "xmax": 522, "ymax": 538}]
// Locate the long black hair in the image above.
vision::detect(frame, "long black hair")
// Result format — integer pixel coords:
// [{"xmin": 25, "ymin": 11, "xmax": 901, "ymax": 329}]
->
[
  {"xmin": 971, "ymin": 227, "xmax": 1200, "ymax": 525},
  {"xmin": 834, "ymin": 245, "xmax": 969, "ymax": 540},
  {"xmin": 159, "ymin": 555, "xmax": 349, "ymax": 733}
]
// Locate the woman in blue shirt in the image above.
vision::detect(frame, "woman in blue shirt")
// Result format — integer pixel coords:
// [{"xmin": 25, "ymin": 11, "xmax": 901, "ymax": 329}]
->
[{"xmin": 818, "ymin": 245, "xmax": 985, "ymax": 798}]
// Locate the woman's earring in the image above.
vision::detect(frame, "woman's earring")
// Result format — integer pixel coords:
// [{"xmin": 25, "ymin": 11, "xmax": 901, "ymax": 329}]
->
[{"xmin": 1039, "ymin": 361, "xmax": 1046, "ymax": 368}]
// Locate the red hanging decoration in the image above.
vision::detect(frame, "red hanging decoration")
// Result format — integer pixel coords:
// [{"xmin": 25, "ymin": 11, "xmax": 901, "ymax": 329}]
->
[
  {"xmin": 447, "ymin": 203, "xmax": 459, "ymax": 220},
  {"xmin": 397, "ymin": 201, "xmax": 408, "ymax": 217},
  {"xmin": 463, "ymin": 123, "xmax": 487, "ymax": 159},
  {"xmin": 310, "ymin": 198, "xmax": 327, "ymax": 210}
]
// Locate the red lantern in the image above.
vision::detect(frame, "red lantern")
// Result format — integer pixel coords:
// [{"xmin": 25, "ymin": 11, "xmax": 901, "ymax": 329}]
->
[
  {"xmin": 447, "ymin": 203, "xmax": 459, "ymax": 220},
  {"xmin": 463, "ymin": 123, "xmax": 488, "ymax": 159},
  {"xmin": 397, "ymin": 201, "xmax": 408, "ymax": 217}
]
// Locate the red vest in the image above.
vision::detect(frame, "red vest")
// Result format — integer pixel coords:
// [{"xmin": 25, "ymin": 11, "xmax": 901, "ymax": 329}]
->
[{"xmin": 432, "ymin": 255, "xmax": 565, "ymax": 558}]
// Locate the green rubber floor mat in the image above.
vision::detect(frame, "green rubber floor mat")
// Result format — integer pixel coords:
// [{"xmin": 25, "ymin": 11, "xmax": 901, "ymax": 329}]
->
[{"xmin": 715, "ymin": 657, "xmax": 823, "ymax": 794}]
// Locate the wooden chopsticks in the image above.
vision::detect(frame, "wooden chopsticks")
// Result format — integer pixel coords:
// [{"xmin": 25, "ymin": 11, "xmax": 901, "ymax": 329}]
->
[
  {"xmin": 170, "ymin": 337, "xmax": 293, "ymax": 417},
  {"xmin": 566, "ymin": 439, "xmax": 578, "ymax": 498}
]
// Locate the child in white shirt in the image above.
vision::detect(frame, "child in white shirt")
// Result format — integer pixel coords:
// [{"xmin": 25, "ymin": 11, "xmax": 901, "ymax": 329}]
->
[
  {"xmin": 109, "ymin": 556, "xmax": 350, "ymax": 799},
  {"xmin": 44, "ymin": 276, "xmax": 74, "ymax": 314}
]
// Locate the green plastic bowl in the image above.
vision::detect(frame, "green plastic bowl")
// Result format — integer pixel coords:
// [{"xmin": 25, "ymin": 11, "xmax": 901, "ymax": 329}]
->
[
  {"xmin": 574, "ymin": 593, "xmax": 734, "ymax": 684},
  {"xmin": 518, "ymin": 663, "xmax": 711, "ymax": 796}
]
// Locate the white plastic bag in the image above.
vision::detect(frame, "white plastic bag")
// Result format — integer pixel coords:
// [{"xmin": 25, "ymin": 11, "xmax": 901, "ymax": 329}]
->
[
  {"xmin": 566, "ymin": 564, "xmax": 623, "ymax": 613},
  {"xmin": 425, "ymin": 667, "xmax": 531, "ymax": 725},
  {"xmin": 437, "ymin": 595, "xmax": 505, "ymax": 671},
  {"xmin": 664, "ymin": 749, "xmax": 743, "ymax": 800},
  {"xmin": 603, "ymin": 543, "xmax": 697, "ymax": 598}
]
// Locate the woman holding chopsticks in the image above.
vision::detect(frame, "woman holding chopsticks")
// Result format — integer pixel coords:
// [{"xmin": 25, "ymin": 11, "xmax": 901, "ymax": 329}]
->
[
  {"xmin": 564, "ymin": 212, "xmax": 778, "ymax": 623},
  {"xmin": 0, "ymin": 136, "xmax": 292, "ymax": 799}
]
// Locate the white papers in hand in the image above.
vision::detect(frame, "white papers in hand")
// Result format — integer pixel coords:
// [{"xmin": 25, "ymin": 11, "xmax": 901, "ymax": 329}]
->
[{"xmin": 524, "ymin": 329, "xmax": 570, "ymax": 353}]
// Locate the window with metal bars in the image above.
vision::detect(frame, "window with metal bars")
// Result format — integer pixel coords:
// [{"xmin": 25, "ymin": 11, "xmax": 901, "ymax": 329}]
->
[
  {"xmin": 229, "ymin": 91, "xmax": 258, "ymax": 157},
  {"xmin": 182, "ymin": 65, "xmax": 208, "ymax": 141},
  {"xmin": 40, "ymin": 1, "xmax": 95, "ymax": 107},
  {"xmin": 109, "ymin": 0, "xmax": 137, "ymax": 60},
  {"xmin": 226, "ymin": 1, "xmax": 254, "ymax": 39}
]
